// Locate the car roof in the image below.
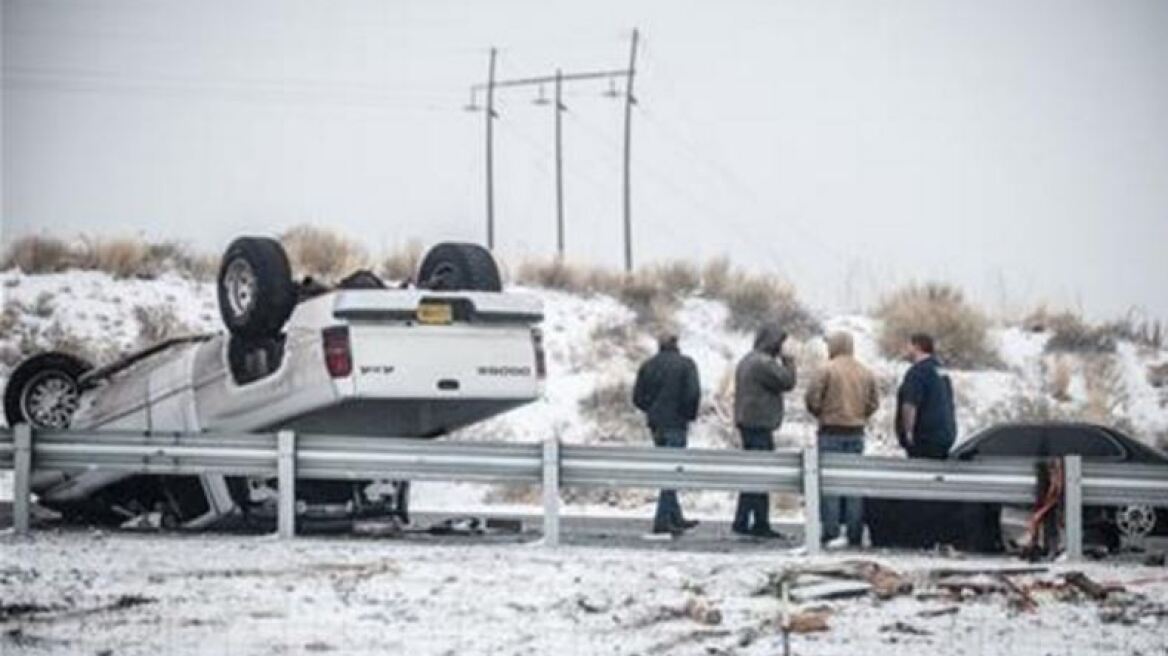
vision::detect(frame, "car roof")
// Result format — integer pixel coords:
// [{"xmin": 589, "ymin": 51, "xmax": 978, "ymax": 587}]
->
[{"xmin": 957, "ymin": 421, "xmax": 1168, "ymax": 463}]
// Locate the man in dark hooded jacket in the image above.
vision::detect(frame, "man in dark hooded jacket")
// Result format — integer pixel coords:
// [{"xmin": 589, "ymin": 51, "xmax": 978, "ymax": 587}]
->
[
  {"xmin": 633, "ymin": 333, "xmax": 701, "ymax": 535},
  {"xmin": 731, "ymin": 323, "xmax": 796, "ymax": 538}
]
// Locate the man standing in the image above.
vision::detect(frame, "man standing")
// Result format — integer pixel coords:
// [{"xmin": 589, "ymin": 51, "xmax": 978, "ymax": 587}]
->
[
  {"xmin": 895, "ymin": 333, "xmax": 957, "ymax": 459},
  {"xmin": 805, "ymin": 331, "xmax": 879, "ymax": 548},
  {"xmin": 633, "ymin": 333, "xmax": 701, "ymax": 536},
  {"xmin": 732, "ymin": 323, "xmax": 796, "ymax": 538}
]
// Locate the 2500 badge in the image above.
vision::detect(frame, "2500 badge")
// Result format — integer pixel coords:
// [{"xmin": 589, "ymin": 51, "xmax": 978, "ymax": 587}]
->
[{"xmin": 477, "ymin": 365, "xmax": 532, "ymax": 377}]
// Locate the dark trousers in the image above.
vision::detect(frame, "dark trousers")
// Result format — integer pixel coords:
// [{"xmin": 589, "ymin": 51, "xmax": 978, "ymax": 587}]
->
[
  {"xmin": 733, "ymin": 427, "xmax": 775, "ymax": 532},
  {"xmin": 906, "ymin": 438, "xmax": 951, "ymax": 460},
  {"xmin": 653, "ymin": 427, "xmax": 688, "ymax": 530},
  {"xmin": 819, "ymin": 432, "xmax": 864, "ymax": 545}
]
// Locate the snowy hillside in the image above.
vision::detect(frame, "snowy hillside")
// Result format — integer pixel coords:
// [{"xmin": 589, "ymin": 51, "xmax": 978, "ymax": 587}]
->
[{"xmin": 3, "ymin": 267, "xmax": 1167, "ymax": 514}]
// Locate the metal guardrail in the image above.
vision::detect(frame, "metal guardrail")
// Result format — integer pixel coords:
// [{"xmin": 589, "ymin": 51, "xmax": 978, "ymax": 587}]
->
[
  {"xmin": 2, "ymin": 425, "xmax": 1167, "ymax": 561},
  {"xmin": 820, "ymin": 453, "xmax": 1038, "ymax": 504},
  {"xmin": 560, "ymin": 444, "xmax": 803, "ymax": 493}
]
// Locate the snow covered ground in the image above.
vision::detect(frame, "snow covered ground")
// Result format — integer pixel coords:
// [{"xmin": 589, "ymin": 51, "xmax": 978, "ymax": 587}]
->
[{"xmin": 1, "ymin": 531, "xmax": 1166, "ymax": 655}]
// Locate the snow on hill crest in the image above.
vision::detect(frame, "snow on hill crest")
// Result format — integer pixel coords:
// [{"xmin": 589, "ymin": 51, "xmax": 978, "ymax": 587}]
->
[
  {"xmin": 2, "ymin": 267, "xmax": 1167, "ymax": 512},
  {"xmin": 2, "ymin": 268, "xmax": 1167, "ymax": 448}
]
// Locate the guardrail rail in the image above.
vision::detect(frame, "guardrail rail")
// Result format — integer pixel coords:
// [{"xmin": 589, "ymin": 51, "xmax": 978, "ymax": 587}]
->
[{"xmin": 2, "ymin": 424, "xmax": 1167, "ymax": 560}]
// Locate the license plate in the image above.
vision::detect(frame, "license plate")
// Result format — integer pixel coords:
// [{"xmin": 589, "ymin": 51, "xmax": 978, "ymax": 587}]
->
[{"xmin": 417, "ymin": 303, "xmax": 453, "ymax": 325}]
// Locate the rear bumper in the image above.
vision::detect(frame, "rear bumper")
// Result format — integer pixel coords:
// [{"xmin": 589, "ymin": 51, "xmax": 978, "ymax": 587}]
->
[{"xmin": 262, "ymin": 396, "xmax": 534, "ymax": 438}]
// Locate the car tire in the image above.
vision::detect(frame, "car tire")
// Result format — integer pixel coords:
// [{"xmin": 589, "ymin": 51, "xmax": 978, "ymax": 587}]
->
[
  {"xmin": 217, "ymin": 237, "xmax": 297, "ymax": 339},
  {"xmin": 417, "ymin": 242, "xmax": 502, "ymax": 292},
  {"xmin": 3, "ymin": 352, "xmax": 92, "ymax": 429}
]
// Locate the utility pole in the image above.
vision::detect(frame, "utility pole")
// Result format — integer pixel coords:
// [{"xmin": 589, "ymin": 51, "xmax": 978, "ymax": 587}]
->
[
  {"xmin": 470, "ymin": 30, "xmax": 639, "ymax": 261},
  {"xmin": 484, "ymin": 48, "xmax": 498, "ymax": 250},
  {"xmin": 554, "ymin": 69, "xmax": 565, "ymax": 258},
  {"xmin": 622, "ymin": 29, "xmax": 639, "ymax": 273}
]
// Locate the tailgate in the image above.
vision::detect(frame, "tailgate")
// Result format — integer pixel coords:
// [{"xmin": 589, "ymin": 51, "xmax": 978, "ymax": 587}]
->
[{"xmin": 348, "ymin": 324, "xmax": 540, "ymax": 399}]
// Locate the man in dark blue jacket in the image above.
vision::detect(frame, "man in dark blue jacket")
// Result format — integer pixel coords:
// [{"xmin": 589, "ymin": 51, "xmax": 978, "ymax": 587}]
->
[
  {"xmin": 633, "ymin": 333, "xmax": 701, "ymax": 536},
  {"xmin": 895, "ymin": 333, "xmax": 957, "ymax": 459}
]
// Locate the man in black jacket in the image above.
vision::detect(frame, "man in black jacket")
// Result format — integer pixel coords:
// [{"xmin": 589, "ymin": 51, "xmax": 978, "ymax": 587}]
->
[
  {"xmin": 895, "ymin": 333, "xmax": 957, "ymax": 459},
  {"xmin": 633, "ymin": 333, "xmax": 702, "ymax": 536}
]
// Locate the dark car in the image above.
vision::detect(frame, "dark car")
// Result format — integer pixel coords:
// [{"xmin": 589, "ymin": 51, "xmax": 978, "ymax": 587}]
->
[{"xmin": 866, "ymin": 422, "xmax": 1168, "ymax": 553}]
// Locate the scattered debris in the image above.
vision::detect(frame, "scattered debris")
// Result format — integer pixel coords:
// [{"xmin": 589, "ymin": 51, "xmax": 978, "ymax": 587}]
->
[
  {"xmin": 645, "ymin": 629, "xmax": 732, "ymax": 655},
  {"xmin": 3, "ymin": 595, "xmax": 157, "ymax": 625},
  {"xmin": 427, "ymin": 517, "xmax": 486, "ymax": 536},
  {"xmin": 916, "ymin": 606, "xmax": 960, "ymax": 618},
  {"xmin": 759, "ymin": 559, "xmax": 913, "ymax": 603},
  {"xmin": 879, "ymin": 621, "xmax": 931, "ymax": 636},
  {"xmin": 785, "ymin": 610, "xmax": 831, "ymax": 634},
  {"xmin": 684, "ymin": 597, "xmax": 723, "ymax": 626},
  {"xmin": 936, "ymin": 576, "xmax": 1007, "ymax": 597},
  {"xmin": 929, "ymin": 565, "xmax": 1048, "ymax": 578},
  {"xmin": 789, "ymin": 580, "xmax": 871, "ymax": 603},
  {"xmin": 575, "ymin": 595, "xmax": 610, "ymax": 614},
  {"xmin": 629, "ymin": 596, "xmax": 722, "ymax": 628},
  {"xmin": 0, "ymin": 602, "xmax": 64, "ymax": 622},
  {"xmin": 853, "ymin": 560, "xmax": 913, "ymax": 599},
  {"xmin": 1064, "ymin": 571, "xmax": 1120, "ymax": 601},
  {"xmin": 996, "ymin": 573, "xmax": 1038, "ymax": 612}
]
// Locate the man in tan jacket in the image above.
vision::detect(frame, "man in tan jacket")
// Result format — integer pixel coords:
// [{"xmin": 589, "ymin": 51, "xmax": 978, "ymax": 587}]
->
[{"xmin": 805, "ymin": 331, "xmax": 879, "ymax": 548}]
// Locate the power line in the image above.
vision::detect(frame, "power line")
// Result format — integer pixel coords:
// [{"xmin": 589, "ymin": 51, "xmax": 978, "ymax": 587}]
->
[{"xmin": 469, "ymin": 29, "xmax": 638, "ymax": 266}]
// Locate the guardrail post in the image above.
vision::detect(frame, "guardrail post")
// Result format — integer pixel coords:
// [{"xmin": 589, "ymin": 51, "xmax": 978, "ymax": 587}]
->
[
  {"xmin": 542, "ymin": 437, "xmax": 561, "ymax": 546},
  {"xmin": 802, "ymin": 444, "xmax": 821, "ymax": 554},
  {"xmin": 1064, "ymin": 455, "xmax": 1082, "ymax": 562},
  {"xmin": 13, "ymin": 424, "xmax": 32, "ymax": 536},
  {"xmin": 277, "ymin": 430, "xmax": 296, "ymax": 539}
]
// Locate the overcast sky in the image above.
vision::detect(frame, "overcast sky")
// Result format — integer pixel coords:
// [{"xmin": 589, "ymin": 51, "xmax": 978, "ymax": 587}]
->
[{"xmin": 3, "ymin": 0, "xmax": 1167, "ymax": 320}]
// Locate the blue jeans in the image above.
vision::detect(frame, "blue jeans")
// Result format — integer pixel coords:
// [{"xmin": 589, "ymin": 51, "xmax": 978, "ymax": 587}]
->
[
  {"xmin": 733, "ymin": 427, "xmax": 775, "ymax": 533},
  {"xmin": 819, "ymin": 432, "xmax": 864, "ymax": 545},
  {"xmin": 653, "ymin": 427, "xmax": 688, "ymax": 530}
]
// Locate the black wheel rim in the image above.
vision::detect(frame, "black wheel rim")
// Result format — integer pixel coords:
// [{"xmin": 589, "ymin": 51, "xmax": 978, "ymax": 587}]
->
[{"xmin": 20, "ymin": 370, "xmax": 80, "ymax": 429}]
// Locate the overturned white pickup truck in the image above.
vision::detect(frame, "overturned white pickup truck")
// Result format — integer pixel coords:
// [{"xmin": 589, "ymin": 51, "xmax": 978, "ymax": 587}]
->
[{"xmin": 4, "ymin": 238, "xmax": 545, "ymax": 529}]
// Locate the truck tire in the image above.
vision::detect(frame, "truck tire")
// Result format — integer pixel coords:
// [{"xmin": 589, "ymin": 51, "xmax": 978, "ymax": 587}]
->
[
  {"xmin": 217, "ymin": 237, "xmax": 297, "ymax": 339},
  {"xmin": 417, "ymin": 243, "xmax": 502, "ymax": 292},
  {"xmin": 4, "ymin": 352, "xmax": 92, "ymax": 429}
]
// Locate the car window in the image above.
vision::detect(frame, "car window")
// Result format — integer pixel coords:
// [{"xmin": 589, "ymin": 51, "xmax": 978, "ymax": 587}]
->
[
  {"xmin": 1046, "ymin": 426, "xmax": 1125, "ymax": 458},
  {"xmin": 973, "ymin": 426, "xmax": 1047, "ymax": 457}
]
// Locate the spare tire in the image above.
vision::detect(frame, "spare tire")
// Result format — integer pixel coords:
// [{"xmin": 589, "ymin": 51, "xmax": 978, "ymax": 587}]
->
[
  {"xmin": 217, "ymin": 237, "xmax": 297, "ymax": 339},
  {"xmin": 417, "ymin": 243, "xmax": 502, "ymax": 292},
  {"xmin": 4, "ymin": 352, "xmax": 92, "ymax": 429}
]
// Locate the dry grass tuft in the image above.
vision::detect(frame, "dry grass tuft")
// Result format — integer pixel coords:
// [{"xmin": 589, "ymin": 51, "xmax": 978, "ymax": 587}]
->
[
  {"xmin": 700, "ymin": 257, "xmax": 733, "ymax": 299},
  {"xmin": 1147, "ymin": 363, "xmax": 1168, "ymax": 389},
  {"xmin": 1, "ymin": 235, "xmax": 73, "ymax": 273},
  {"xmin": 279, "ymin": 224, "xmax": 371, "ymax": 281},
  {"xmin": 74, "ymin": 237, "xmax": 151, "ymax": 279},
  {"xmin": 1100, "ymin": 311, "xmax": 1164, "ymax": 351},
  {"xmin": 1, "ymin": 234, "xmax": 215, "ymax": 280},
  {"xmin": 378, "ymin": 241, "xmax": 425, "ymax": 283},
  {"xmin": 875, "ymin": 282, "xmax": 999, "ymax": 369},
  {"xmin": 515, "ymin": 258, "xmax": 591, "ymax": 293},
  {"xmin": 1047, "ymin": 355, "xmax": 1073, "ymax": 402},
  {"xmin": 133, "ymin": 305, "xmax": 195, "ymax": 347},
  {"xmin": 642, "ymin": 261, "xmax": 701, "ymax": 298},
  {"xmin": 719, "ymin": 272, "xmax": 818, "ymax": 337},
  {"xmin": 1034, "ymin": 311, "xmax": 1117, "ymax": 354},
  {"xmin": 577, "ymin": 378, "xmax": 643, "ymax": 443}
]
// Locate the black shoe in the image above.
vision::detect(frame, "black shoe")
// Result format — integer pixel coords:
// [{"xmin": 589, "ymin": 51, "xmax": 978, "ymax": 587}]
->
[
  {"xmin": 652, "ymin": 525, "xmax": 684, "ymax": 538},
  {"xmin": 732, "ymin": 525, "xmax": 756, "ymax": 538},
  {"xmin": 679, "ymin": 519, "xmax": 700, "ymax": 530},
  {"xmin": 751, "ymin": 527, "xmax": 788, "ymax": 540}
]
